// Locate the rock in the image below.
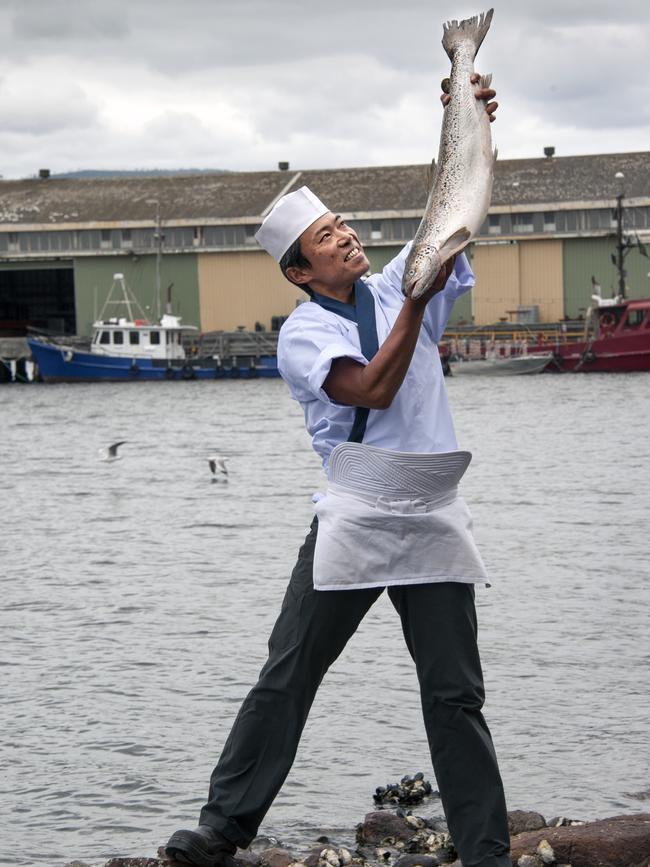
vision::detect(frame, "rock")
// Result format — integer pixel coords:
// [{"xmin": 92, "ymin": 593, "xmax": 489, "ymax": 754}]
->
[
  {"xmin": 103, "ymin": 860, "xmax": 164, "ymax": 867},
  {"xmin": 259, "ymin": 848, "xmax": 296, "ymax": 867},
  {"xmin": 517, "ymin": 857, "xmax": 538, "ymax": 867},
  {"xmin": 536, "ymin": 839, "xmax": 555, "ymax": 864},
  {"xmin": 508, "ymin": 810, "xmax": 547, "ymax": 836},
  {"xmin": 235, "ymin": 854, "xmax": 263, "ymax": 867},
  {"xmin": 510, "ymin": 813, "xmax": 650, "ymax": 867},
  {"xmin": 357, "ymin": 812, "xmax": 414, "ymax": 845},
  {"xmin": 393, "ymin": 855, "xmax": 450, "ymax": 867}
]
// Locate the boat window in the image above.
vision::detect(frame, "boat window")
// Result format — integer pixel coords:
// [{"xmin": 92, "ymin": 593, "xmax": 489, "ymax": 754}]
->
[
  {"xmin": 129, "ymin": 331, "xmax": 140, "ymax": 345},
  {"xmin": 99, "ymin": 331, "xmax": 110, "ymax": 344},
  {"xmin": 113, "ymin": 331, "xmax": 124, "ymax": 344},
  {"xmin": 623, "ymin": 309, "xmax": 645, "ymax": 329},
  {"xmin": 150, "ymin": 331, "xmax": 161, "ymax": 344}
]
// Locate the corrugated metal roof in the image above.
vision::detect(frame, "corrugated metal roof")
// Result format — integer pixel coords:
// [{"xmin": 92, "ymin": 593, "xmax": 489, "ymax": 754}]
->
[{"xmin": 0, "ymin": 151, "xmax": 648, "ymax": 227}]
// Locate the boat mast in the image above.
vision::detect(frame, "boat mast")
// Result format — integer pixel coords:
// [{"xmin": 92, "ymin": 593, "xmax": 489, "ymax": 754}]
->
[
  {"xmin": 614, "ymin": 173, "xmax": 626, "ymax": 299},
  {"xmin": 147, "ymin": 198, "xmax": 163, "ymax": 321}
]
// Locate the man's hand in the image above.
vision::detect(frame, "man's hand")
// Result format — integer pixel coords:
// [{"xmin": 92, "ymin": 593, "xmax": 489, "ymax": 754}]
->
[
  {"xmin": 440, "ymin": 73, "xmax": 498, "ymax": 122},
  {"xmin": 408, "ymin": 255, "xmax": 458, "ymax": 309}
]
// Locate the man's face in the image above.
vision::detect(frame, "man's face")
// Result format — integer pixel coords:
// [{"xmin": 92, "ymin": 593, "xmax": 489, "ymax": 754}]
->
[{"xmin": 293, "ymin": 212, "xmax": 370, "ymax": 294}]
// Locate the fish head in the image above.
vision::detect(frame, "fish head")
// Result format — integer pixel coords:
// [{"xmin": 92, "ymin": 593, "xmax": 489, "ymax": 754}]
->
[{"xmin": 402, "ymin": 245, "xmax": 442, "ymax": 300}]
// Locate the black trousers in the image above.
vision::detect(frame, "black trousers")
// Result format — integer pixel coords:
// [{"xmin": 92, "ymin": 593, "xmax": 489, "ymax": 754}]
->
[{"xmin": 199, "ymin": 520, "xmax": 511, "ymax": 867}]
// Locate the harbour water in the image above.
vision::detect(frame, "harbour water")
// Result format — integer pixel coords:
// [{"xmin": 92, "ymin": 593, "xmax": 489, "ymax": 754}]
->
[{"xmin": 1, "ymin": 375, "xmax": 649, "ymax": 866}]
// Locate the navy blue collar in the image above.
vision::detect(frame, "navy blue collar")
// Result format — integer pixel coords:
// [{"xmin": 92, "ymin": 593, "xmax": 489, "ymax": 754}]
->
[{"xmin": 310, "ymin": 279, "xmax": 379, "ymax": 443}]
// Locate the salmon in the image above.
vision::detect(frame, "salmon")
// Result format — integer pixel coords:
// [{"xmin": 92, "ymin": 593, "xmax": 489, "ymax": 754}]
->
[{"xmin": 403, "ymin": 9, "xmax": 496, "ymax": 300}]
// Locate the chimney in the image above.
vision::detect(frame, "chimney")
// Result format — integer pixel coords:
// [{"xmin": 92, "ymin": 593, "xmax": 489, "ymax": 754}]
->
[
  {"xmin": 278, "ymin": 161, "xmax": 290, "ymax": 171},
  {"xmin": 39, "ymin": 168, "xmax": 51, "ymax": 179},
  {"xmin": 543, "ymin": 146, "xmax": 555, "ymax": 159}
]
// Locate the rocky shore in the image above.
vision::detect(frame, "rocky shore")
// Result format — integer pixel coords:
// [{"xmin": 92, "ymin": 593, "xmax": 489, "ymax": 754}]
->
[{"xmin": 71, "ymin": 808, "xmax": 649, "ymax": 867}]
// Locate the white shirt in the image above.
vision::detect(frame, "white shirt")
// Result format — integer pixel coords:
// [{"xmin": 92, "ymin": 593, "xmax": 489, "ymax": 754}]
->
[{"xmin": 277, "ymin": 243, "xmax": 475, "ymax": 476}]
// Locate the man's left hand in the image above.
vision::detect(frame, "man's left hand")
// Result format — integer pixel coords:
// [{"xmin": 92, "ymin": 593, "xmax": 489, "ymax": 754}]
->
[{"xmin": 440, "ymin": 73, "xmax": 498, "ymax": 122}]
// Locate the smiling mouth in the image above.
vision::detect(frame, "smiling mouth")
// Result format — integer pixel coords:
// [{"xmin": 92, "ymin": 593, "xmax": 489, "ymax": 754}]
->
[{"xmin": 344, "ymin": 247, "xmax": 361, "ymax": 262}]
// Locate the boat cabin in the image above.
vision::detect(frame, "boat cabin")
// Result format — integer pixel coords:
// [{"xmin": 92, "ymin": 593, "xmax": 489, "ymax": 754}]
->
[
  {"xmin": 586, "ymin": 297, "xmax": 650, "ymax": 340},
  {"xmin": 91, "ymin": 313, "xmax": 196, "ymax": 361}
]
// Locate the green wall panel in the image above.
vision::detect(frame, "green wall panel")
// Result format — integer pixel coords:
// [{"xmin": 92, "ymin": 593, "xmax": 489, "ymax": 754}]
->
[
  {"xmin": 563, "ymin": 237, "xmax": 650, "ymax": 319},
  {"xmin": 364, "ymin": 244, "xmax": 472, "ymax": 326},
  {"xmin": 74, "ymin": 253, "xmax": 199, "ymax": 336}
]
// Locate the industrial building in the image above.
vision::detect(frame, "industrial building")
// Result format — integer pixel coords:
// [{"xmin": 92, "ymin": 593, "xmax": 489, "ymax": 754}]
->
[{"xmin": 1, "ymin": 150, "xmax": 649, "ymax": 337}]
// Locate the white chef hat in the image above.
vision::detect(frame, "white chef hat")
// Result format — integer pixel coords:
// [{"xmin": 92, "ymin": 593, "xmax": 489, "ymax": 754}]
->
[{"xmin": 255, "ymin": 186, "xmax": 329, "ymax": 262}]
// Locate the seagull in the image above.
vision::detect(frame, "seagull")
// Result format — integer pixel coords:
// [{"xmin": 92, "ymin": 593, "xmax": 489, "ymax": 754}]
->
[
  {"xmin": 208, "ymin": 454, "xmax": 228, "ymax": 482},
  {"xmin": 99, "ymin": 441, "xmax": 127, "ymax": 462}
]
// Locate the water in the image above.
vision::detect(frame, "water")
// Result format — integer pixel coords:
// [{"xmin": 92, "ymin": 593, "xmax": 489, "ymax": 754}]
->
[{"xmin": 1, "ymin": 376, "xmax": 649, "ymax": 866}]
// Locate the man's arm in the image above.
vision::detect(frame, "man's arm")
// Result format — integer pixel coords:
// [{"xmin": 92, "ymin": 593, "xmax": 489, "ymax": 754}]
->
[{"xmin": 323, "ymin": 259, "xmax": 456, "ymax": 410}]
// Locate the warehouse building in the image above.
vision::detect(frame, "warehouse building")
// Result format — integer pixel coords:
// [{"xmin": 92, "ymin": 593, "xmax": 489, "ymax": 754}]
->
[{"xmin": 0, "ymin": 150, "xmax": 649, "ymax": 337}]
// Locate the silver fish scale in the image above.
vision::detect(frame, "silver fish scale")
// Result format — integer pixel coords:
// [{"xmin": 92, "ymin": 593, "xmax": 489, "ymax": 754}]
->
[{"xmin": 403, "ymin": 10, "xmax": 496, "ymax": 300}]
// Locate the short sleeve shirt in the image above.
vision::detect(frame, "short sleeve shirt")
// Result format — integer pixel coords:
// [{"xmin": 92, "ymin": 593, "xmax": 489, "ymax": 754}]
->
[{"xmin": 277, "ymin": 243, "xmax": 474, "ymax": 475}]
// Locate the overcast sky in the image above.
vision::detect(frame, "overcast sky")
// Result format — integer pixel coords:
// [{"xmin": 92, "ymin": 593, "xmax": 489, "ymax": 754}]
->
[{"xmin": 0, "ymin": 0, "xmax": 648, "ymax": 178}]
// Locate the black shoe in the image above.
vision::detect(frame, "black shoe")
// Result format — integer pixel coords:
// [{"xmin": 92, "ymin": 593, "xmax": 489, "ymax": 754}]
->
[{"xmin": 165, "ymin": 824, "xmax": 236, "ymax": 867}]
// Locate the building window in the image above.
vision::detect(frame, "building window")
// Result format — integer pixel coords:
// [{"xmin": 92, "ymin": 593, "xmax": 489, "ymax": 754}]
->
[
  {"xmin": 165, "ymin": 227, "xmax": 194, "ymax": 248},
  {"xmin": 370, "ymin": 220, "xmax": 383, "ymax": 240},
  {"xmin": 543, "ymin": 212, "xmax": 556, "ymax": 231},
  {"xmin": 129, "ymin": 331, "xmax": 139, "ymax": 345},
  {"xmin": 133, "ymin": 228, "xmax": 155, "ymax": 248},
  {"xmin": 512, "ymin": 213, "xmax": 534, "ymax": 233},
  {"xmin": 488, "ymin": 214, "xmax": 501, "ymax": 235},
  {"xmin": 150, "ymin": 331, "xmax": 161, "ymax": 344},
  {"xmin": 79, "ymin": 230, "xmax": 101, "ymax": 251}
]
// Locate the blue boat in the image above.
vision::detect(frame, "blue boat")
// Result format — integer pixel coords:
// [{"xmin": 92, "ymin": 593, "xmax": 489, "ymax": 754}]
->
[
  {"xmin": 27, "ymin": 336, "xmax": 279, "ymax": 382},
  {"xmin": 26, "ymin": 273, "xmax": 280, "ymax": 383}
]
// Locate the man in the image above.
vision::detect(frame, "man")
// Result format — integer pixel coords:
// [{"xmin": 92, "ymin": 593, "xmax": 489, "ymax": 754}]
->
[{"xmin": 166, "ymin": 81, "xmax": 509, "ymax": 867}]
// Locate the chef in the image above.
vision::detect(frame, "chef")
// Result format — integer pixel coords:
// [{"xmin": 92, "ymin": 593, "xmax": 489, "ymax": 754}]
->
[{"xmin": 166, "ymin": 108, "xmax": 510, "ymax": 867}]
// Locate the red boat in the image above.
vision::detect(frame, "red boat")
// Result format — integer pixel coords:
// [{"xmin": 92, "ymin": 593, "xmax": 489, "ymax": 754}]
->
[{"xmin": 546, "ymin": 296, "xmax": 650, "ymax": 373}]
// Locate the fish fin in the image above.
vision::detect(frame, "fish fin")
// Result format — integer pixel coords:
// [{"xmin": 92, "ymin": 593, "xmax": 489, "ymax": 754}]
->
[
  {"xmin": 479, "ymin": 72, "xmax": 493, "ymax": 91},
  {"xmin": 493, "ymin": 145, "xmax": 498, "ymax": 163},
  {"xmin": 442, "ymin": 8, "xmax": 494, "ymax": 61},
  {"xmin": 438, "ymin": 227, "xmax": 472, "ymax": 263}
]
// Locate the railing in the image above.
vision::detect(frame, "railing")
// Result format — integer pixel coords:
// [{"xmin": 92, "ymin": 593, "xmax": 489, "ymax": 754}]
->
[{"xmin": 186, "ymin": 330, "xmax": 279, "ymax": 360}]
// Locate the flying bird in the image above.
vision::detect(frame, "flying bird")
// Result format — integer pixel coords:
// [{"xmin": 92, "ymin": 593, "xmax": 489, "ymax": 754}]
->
[
  {"xmin": 99, "ymin": 441, "xmax": 127, "ymax": 462},
  {"xmin": 208, "ymin": 455, "xmax": 228, "ymax": 482}
]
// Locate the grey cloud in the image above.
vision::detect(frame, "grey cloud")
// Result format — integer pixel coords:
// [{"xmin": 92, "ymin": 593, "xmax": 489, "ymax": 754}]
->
[{"xmin": 1, "ymin": 82, "xmax": 99, "ymax": 135}]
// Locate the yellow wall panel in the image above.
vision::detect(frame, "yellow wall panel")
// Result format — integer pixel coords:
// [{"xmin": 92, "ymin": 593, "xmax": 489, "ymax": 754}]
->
[
  {"xmin": 471, "ymin": 243, "xmax": 520, "ymax": 325},
  {"xmin": 198, "ymin": 250, "xmax": 305, "ymax": 331},
  {"xmin": 519, "ymin": 240, "xmax": 564, "ymax": 322},
  {"xmin": 472, "ymin": 240, "xmax": 564, "ymax": 324}
]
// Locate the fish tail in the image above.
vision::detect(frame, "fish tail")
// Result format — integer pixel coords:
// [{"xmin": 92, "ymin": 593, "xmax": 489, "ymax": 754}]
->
[{"xmin": 442, "ymin": 8, "xmax": 494, "ymax": 61}]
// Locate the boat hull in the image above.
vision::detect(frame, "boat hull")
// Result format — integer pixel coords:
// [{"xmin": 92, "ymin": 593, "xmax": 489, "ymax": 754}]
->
[
  {"xmin": 27, "ymin": 338, "xmax": 280, "ymax": 382},
  {"xmin": 547, "ymin": 335, "xmax": 650, "ymax": 373}
]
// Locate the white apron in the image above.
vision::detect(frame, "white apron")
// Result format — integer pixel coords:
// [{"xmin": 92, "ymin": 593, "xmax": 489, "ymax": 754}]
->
[{"xmin": 313, "ymin": 442, "xmax": 490, "ymax": 591}]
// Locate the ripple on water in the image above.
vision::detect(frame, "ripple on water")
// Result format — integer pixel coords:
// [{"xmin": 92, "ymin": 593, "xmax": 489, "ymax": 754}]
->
[{"xmin": 1, "ymin": 377, "xmax": 649, "ymax": 865}]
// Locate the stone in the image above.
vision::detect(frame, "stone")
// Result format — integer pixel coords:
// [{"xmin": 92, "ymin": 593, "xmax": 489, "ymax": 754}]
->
[
  {"xmin": 259, "ymin": 847, "xmax": 296, "ymax": 867},
  {"xmin": 104, "ymin": 860, "xmax": 164, "ymax": 867},
  {"xmin": 393, "ymin": 855, "xmax": 450, "ymax": 867},
  {"xmin": 510, "ymin": 813, "xmax": 650, "ymax": 867},
  {"xmin": 536, "ymin": 839, "xmax": 555, "ymax": 864},
  {"xmin": 357, "ymin": 812, "xmax": 414, "ymax": 845},
  {"xmin": 508, "ymin": 810, "xmax": 547, "ymax": 836},
  {"xmin": 516, "ymin": 857, "xmax": 538, "ymax": 867}
]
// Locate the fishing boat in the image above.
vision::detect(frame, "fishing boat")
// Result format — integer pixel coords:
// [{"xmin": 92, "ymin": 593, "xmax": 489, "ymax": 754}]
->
[
  {"xmin": 546, "ymin": 294, "xmax": 650, "ymax": 373},
  {"xmin": 27, "ymin": 273, "xmax": 279, "ymax": 382}
]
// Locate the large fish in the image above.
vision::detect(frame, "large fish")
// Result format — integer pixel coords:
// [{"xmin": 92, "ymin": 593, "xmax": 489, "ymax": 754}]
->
[{"xmin": 402, "ymin": 9, "xmax": 496, "ymax": 300}]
